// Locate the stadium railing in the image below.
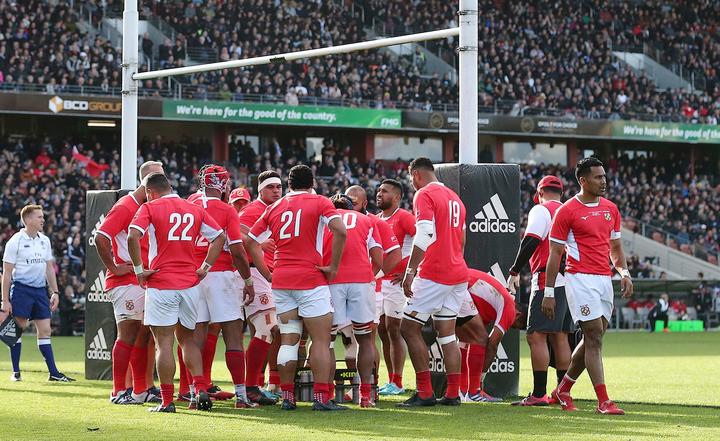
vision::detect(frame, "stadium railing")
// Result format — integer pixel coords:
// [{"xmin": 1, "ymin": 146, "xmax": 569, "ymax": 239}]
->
[
  {"xmin": 0, "ymin": 83, "xmax": 710, "ymax": 124},
  {"xmin": 624, "ymin": 217, "xmax": 719, "ymax": 266}
]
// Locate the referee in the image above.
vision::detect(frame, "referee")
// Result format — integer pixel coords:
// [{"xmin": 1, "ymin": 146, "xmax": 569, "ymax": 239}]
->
[{"xmin": 1, "ymin": 204, "xmax": 75, "ymax": 382}]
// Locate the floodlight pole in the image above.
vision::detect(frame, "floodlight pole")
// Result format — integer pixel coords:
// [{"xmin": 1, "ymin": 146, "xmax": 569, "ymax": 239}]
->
[
  {"xmin": 120, "ymin": 0, "xmax": 139, "ymax": 190},
  {"xmin": 458, "ymin": 0, "xmax": 478, "ymax": 165}
]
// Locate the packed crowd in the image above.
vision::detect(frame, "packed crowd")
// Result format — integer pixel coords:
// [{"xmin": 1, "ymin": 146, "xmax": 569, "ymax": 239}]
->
[
  {"xmin": 360, "ymin": 0, "xmax": 720, "ymax": 122},
  {"xmin": 1, "ymin": 1, "xmax": 719, "ymax": 122}
]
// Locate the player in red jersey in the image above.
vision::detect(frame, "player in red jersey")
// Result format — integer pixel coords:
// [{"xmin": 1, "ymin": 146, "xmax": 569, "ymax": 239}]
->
[
  {"xmin": 545, "ymin": 157, "xmax": 633, "ymax": 415},
  {"xmin": 345, "ymin": 185, "xmax": 400, "ymax": 398},
  {"xmin": 95, "ymin": 160, "xmax": 164, "ymax": 405},
  {"xmin": 507, "ymin": 176, "xmax": 574, "ymax": 406},
  {"xmin": 229, "ymin": 187, "xmax": 251, "ymax": 212},
  {"xmin": 323, "ymin": 194, "xmax": 383, "ymax": 407},
  {"xmin": 245, "ymin": 165, "xmax": 348, "ymax": 411},
  {"xmin": 128, "ymin": 173, "xmax": 226, "ymax": 413},
  {"xmin": 238, "ymin": 171, "xmax": 283, "ymax": 402},
  {"xmin": 399, "ymin": 158, "xmax": 468, "ymax": 408},
  {"xmin": 375, "ymin": 178, "xmax": 415, "ymax": 396},
  {"xmin": 190, "ymin": 165, "xmax": 260, "ymax": 408},
  {"xmin": 457, "ymin": 269, "xmax": 517, "ymax": 402}
]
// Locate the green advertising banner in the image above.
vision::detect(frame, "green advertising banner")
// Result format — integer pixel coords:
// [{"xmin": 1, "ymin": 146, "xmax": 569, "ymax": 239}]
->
[
  {"xmin": 612, "ymin": 121, "xmax": 720, "ymax": 143},
  {"xmin": 162, "ymin": 100, "xmax": 402, "ymax": 129}
]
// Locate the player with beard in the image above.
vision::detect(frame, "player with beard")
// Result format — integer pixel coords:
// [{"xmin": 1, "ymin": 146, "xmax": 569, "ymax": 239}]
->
[{"xmin": 545, "ymin": 157, "xmax": 633, "ymax": 415}]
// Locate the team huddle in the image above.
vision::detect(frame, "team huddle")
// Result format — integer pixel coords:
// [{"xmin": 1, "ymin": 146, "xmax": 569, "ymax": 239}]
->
[{"xmin": 2, "ymin": 155, "xmax": 634, "ymax": 415}]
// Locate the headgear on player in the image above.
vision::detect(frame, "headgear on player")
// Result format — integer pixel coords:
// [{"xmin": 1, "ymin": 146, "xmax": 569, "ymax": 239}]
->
[{"xmin": 197, "ymin": 164, "xmax": 231, "ymax": 197}]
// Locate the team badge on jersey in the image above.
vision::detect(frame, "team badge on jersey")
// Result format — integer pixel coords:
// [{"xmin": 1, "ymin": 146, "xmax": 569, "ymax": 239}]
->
[
  {"xmin": 125, "ymin": 300, "xmax": 135, "ymax": 311},
  {"xmin": 580, "ymin": 304, "xmax": 591, "ymax": 316},
  {"xmin": 604, "ymin": 213, "xmax": 611, "ymax": 221},
  {"xmin": 259, "ymin": 294, "xmax": 269, "ymax": 305}
]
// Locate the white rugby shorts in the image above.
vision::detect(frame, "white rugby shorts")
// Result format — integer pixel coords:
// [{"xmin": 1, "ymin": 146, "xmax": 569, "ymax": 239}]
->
[
  {"xmin": 110, "ymin": 284, "xmax": 145, "ymax": 322},
  {"xmin": 404, "ymin": 277, "xmax": 468, "ymax": 317},
  {"xmin": 564, "ymin": 273, "xmax": 614, "ymax": 324},
  {"xmin": 244, "ymin": 267, "xmax": 276, "ymax": 318},
  {"xmin": 273, "ymin": 285, "xmax": 333, "ymax": 318},
  {"xmin": 381, "ymin": 279, "xmax": 406, "ymax": 319},
  {"xmin": 329, "ymin": 283, "xmax": 375, "ymax": 326},
  {"xmin": 144, "ymin": 286, "xmax": 201, "ymax": 329},
  {"xmin": 196, "ymin": 271, "xmax": 244, "ymax": 323}
]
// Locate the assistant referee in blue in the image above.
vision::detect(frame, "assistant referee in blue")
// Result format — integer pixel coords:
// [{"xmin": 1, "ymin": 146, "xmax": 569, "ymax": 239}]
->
[{"xmin": 1, "ymin": 204, "xmax": 75, "ymax": 382}]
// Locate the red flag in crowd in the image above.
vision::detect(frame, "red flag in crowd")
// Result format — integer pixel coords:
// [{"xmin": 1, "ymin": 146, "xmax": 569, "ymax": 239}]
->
[{"xmin": 72, "ymin": 146, "xmax": 109, "ymax": 178}]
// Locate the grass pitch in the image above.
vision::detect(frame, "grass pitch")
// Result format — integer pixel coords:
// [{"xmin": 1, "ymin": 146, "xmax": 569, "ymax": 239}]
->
[{"xmin": 1, "ymin": 332, "xmax": 719, "ymax": 441}]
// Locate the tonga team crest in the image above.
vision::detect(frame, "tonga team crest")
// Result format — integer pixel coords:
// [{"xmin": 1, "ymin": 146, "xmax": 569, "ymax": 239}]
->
[
  {"xmin": 604, "ymin": 212, "xmax": 612, "ymax": 221},
  {"xmin": 580, "ymin": 304, "xmax": 591, "ymax": 316}
]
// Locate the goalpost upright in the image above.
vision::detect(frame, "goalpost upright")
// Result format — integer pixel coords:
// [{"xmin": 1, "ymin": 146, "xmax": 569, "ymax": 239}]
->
[{"xmin": 119, "ymin": 1, "xmax": 478, "ymax": 189}]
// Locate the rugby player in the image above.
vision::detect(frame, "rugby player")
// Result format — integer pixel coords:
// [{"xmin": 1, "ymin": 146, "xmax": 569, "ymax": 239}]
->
[
  {"xmin": 398, "ymin": 157, "xmax": 468, "ymax": 407},
  {"xmin": 238, "ymin": 172, "xmax": 284, "ymax": 402},
  {"xmin": 245, "ymin": 165, "xmax": 348, "ymax": 411},
  {"xmin": 128, "ymin": 173, "xmax": 225, "ymax": 413},
  {"xmin": 507, "ymin": 175, "xmax": 573, "ymax": 406},
  {"xmin": 545, "ymin": 157, "xmax": 633, "ymax": 415},
  {"xmin": 375, "ymin": 179, "xmax": 416, "ymax": 396},
  {"xmin": 95, "ymin": 160, "xmax": 164, "ymax": 404}
]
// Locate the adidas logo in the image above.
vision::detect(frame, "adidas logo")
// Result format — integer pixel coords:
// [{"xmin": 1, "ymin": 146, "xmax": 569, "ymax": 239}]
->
[
  {"xmin": 488, "ymin": 341, "xmax": 516, "ymax": 373},
  {"xmin": 0, "ymin": 319, "xmax": 17, "ymax": 338},
  {"xmin": 86, "ymin": 328, "xmax": 111, "ymax": 361},
  {"xmin": 469, "ymin": 194, "xmax": 516, "ymax": 233},
  {"xmin": 86, "ymin": 271, "xmax": 111, "ymax": 303},
  {"xmin": 87, "ymin": 214, "xmax": 105, "ymax": 247}
]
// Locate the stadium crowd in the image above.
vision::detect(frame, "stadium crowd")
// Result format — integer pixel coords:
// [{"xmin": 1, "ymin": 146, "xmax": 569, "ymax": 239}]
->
[{"xmin": 0, "ymin": 1, "xmax": 719, "ymax": 122}]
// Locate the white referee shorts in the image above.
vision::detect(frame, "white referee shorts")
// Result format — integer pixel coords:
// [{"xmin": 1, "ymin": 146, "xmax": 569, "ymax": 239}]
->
[
  {"xmin": 144, "ymin": 286, "xmax": 201, "ymax": 330},
  {"xmin": 273, "ymin": 285, "xmax": 333, "ymax": 318},
  {"xmin": 457, "ymin": 291, "xmax": 477, "ymax": 319},
  {"xmin": 329, "ymin": 283, "xmax": 375, "ymax": 326},
  {"xmin": 244, "ymin": 267, "xmax": 276, "ymax": 318},
  {"xmin": 564, "ymin": 273, "xmax": 614, "ymax": 325},
  {"xmin": 404, "ymin": 277, "xmax": 468, "ymax": 317},
  {"xmin": 110, "ymin": 284, "xmax": 145, "ymax": 322},
  {"xmin": 196, "ymin": 271, "xmax": 244, "ymax": 324},
  {"xmin": 381, "ymin": 279, "xmax": 406, "ymax": 319}
]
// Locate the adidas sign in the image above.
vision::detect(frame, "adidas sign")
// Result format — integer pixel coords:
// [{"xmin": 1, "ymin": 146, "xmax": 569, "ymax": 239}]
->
[
  {"xmin": 468, "ymin": 194, "xmax": 516, "ymax": 233},
  {"xmin": 86, "ymin": 328, "xmax": 111, "ymax": 361},
  {"xmin": 488, "ymin": 342, "xmax": 515, "ymax": 373},
  {"xmin": 86, "ymin": 271, "xmax": 111, "ymax": 303},
  {"xmin": 87, "ymin": 214, "xmax": 105, "ymax": 247}
]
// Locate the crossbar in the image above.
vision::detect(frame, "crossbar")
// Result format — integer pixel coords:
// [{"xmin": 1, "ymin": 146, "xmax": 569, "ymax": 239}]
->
[{"xmin": 134, "ymin": 28, "xmax": 460, "ymax": 81}]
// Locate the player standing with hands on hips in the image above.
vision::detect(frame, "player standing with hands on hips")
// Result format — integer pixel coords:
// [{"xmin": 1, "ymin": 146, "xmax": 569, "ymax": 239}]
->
[
  {"xmin": 2, "ymin": 205, "xmax": 74, "ymax": 382},
  {"xmin": 544, "ymin": 157, "xmax": 633, "ymax": 415}
]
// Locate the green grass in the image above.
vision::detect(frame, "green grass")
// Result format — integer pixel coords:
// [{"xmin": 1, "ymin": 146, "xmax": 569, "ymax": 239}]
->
[{"xmin": 1, "ymin": 332, "xmax": 719, "ymax": 440}]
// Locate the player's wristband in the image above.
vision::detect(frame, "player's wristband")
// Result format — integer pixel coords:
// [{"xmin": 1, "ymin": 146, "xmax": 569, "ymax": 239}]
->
[
  {"xmin": 405, "ymin": 267, "xmax": 417, "ymax": 276},
  {"xmin": 375, "ymin": 270, "xmax": 384, "ymax": 280},
  {"xmin": 620, "ymin": 269, "xmax": 631, "ymax": 279},
  {"xmin": 201, "ymin": 261, "xmax": 212, "ymax": 272},
  {"xmin": 243, "ymin": 277, "xmax": 254, "ymax": 287},
  {"xmin": 543, "ymin": 287, "xmax": 555, "ymax": 299},
  {"xmin": 133, "ymin": 264, "xmax": 144, "ymax": 275}
]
